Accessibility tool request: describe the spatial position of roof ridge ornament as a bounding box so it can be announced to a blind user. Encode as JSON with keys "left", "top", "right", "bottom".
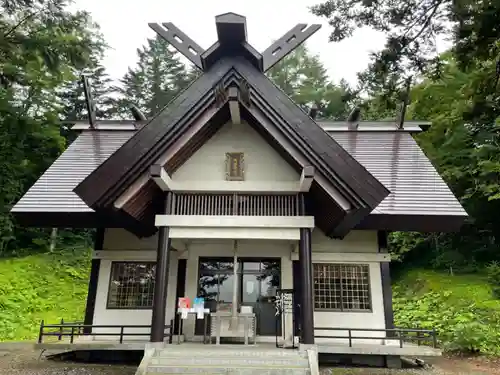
{"left": 346, "top": 107, "right": 361, "bottom": 130}
{"left": 81, "top": 74, "right": 97, "bottom": 130}
{"left": 396, "top": 76, "right": 412, "bottom": 130}
{"left": 262, "top": 24, "right": 321, "bottom": 72}
{"left": 148, "top": 22, "right": 204, "bottom": 70}
{"left": 149, "top": 13, "right": 321, "bottom": 73}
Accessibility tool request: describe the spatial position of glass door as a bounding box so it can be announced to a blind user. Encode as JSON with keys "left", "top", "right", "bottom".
{"left": 196, "top": 258, "right": 281, "bottom": 336}
{"left": 241, "top": 260, "right": 280, "bottom": 336}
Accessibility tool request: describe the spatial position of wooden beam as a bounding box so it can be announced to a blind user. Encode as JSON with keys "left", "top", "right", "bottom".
{"left": 299, "top": 166, "right": 315, "bottom": 192}
{"left": 215, "top": 12, "right": 247, "bottom": 45}
{"left": 228, "top": 86, "right": 241, "bottom": 124}
{"left": 130, "top": 104, "right": 147, "bottom": 121}
{"left": 81, "top": 75, "right": 97, "bottom": 129}
{"left": 150, "top": 193, "right": 173, "bottom": 342}
{"left": 346, "top": 107, "right": 361, "bottom": 130}
{"left": 309, "top": 104, "right": 318, "bottom": 120}
{"left": 262, "top": 24, "right": 321, "bottom": 72}
{"left": 298, "top": 194, "right": 315, "bottom": 344}
{"left": 149, "top": 22, "right": 203, "bottom": 70}
{"left": 150, "top": 164, "right": 172, "bottom": 191}
{"left": 200, "top": 41, "right": 263, "bottom": 72}
{"left": 396, "top": 76, "right": 412, "bottom": 130}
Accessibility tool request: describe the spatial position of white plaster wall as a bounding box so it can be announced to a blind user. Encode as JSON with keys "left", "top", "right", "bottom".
{"left": 92, "top": 230, "right": 177, "bottom": 341}
{"left": 311, "top": 229, "right": 386, "bottom": 345}
{"left": 171, "top": 121, "right": 299, "bottom": 185}
{"left": 92, "top": 228, "right": 386, "bottom": 344}
{"left": 312, "top": 229, "right": 378, "bottom": 253}
{"left": 313, "top": 262, "right": 385, "bottom": 344}
{"left": 103, "top": 228, "right": 158, "bottom": 250}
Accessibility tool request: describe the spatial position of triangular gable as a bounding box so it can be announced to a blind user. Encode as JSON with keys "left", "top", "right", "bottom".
{"left": 74, "top": 14, "right": 390, "bottom": 237}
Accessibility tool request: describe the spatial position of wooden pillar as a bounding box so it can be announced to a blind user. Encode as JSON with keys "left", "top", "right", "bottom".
{"left": 299, "top": 194, "right": 315, "bottom": 344}
{"left": 378, "top": 231, "right": 395, "bottom": 336}
{"left": 83, "top": 228, "right": 105, "bottom": 334}
{"left": 150, "top": 193, "right": 173, "bottom": 343}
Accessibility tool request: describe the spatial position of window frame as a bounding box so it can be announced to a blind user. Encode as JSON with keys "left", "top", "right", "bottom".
{"left": 312, "top": 262, "right": 373, "bottom": 313}
{"left": 106, "top": 261, "right": 156, "bottom": 310}
{"left": 225, "top": 152, "right": 245, "bottom": 181}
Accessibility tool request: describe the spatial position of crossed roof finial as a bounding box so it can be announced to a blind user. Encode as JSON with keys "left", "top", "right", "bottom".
{"left": 149, "top": 12, "right": 321, "bottom": 72}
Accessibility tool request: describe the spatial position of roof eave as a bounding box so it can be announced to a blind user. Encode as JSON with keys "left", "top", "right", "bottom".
{"left": 73, "top": 59, "right": 236, "bottom": 211}
{"left": 356, "top": 213, "right": 468, "bottom": 232}
{"left": 231, "top": 59, "right": 390, "bottom": 229}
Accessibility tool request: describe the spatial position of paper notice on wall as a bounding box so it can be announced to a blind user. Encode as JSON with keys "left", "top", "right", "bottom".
{"left": 246, "top": 281, "right": 254, "bottom": 294}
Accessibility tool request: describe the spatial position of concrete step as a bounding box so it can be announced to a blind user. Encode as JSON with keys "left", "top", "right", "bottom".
{"left": 150, "top": 357, "right": 309, "bottom": 367}
{"left": 155, "top": 348, "right": 306, "bottom": 358}
{"left": 139, "top": 346, "right": 311, "bottom": 375}
{"left": 145, "top": 366, "right": 310, "bottom": 374}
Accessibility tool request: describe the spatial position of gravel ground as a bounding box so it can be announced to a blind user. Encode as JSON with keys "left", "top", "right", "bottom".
{"left": 0, "top": 349, "right": 136, "bottom": 375}
{"left": 1, "top": 348, "right": 498, "bottom": 375}
{"left": 320, "top": 355, "right": 500, "bottom": 375}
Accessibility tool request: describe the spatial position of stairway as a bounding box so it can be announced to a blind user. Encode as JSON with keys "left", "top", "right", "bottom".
{"left": 137, "top": 344, "right": 311, "bottom": 374}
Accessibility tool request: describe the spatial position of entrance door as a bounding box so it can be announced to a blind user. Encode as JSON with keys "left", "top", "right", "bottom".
{"left": 195, "top": 258, "right": 281, "bottom": 336}
{"left": 241, "top": 260, "right": 280, "bottom": 336}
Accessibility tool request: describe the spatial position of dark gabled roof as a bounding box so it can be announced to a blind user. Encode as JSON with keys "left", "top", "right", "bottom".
{"left": 12, "top": 13, "right": 466, "bottom": 236}
{"left": 13, "top": 131, "right": 131, "bottom": 214}
{"left": 72, "top": 57, "right": 389, "bottom": 237}
{"left": 74, "top": 58, "right": 234, "bottom": 208}
{"left": 330, "top": 131, "right": 467, "bottom": 231}
{"left": 232, "top": 58, "right": 389, "bottom": 210}
{"left": 11, "top": 122, "right": 467, "bottom": 233}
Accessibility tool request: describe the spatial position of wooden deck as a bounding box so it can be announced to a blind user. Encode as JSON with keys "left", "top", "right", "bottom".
{"left": 32, "top": 336, "right": 441, "bottom": 357}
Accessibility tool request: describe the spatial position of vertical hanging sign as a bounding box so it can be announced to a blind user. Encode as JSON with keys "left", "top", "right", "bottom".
{"left": 275, "top": 289, "right": 293, "bottom": 316}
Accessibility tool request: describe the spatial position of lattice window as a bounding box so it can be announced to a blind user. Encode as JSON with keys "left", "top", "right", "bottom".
{"left": 107, "top": 262, "right": 156, "bottom": 309}
{"left": 313, "top": 263, "right": 371, "bottom": 311}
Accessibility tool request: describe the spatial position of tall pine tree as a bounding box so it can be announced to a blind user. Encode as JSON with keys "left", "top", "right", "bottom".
{"left": 117, "top": 35, "right": 196, "bottom": 118}
{"left": 267, "top": 44, "right": 358, "bottom": 119}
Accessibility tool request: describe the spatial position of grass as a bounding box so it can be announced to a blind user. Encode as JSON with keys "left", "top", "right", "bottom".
{"left": 394, "top": 269, "right": 500, "bottom": 310}
{"left": 0, "top": 248, "right": 91, "bottom": 341}
{"left": 393, "top": 269, "right": 500, "bottom": 355}
{"left": 1, "top": 248, "right": 500, "bottom": 356}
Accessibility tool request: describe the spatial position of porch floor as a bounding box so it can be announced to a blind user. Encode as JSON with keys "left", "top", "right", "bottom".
{"left": 34, "top": 337, "right": 441, "bottom": 357}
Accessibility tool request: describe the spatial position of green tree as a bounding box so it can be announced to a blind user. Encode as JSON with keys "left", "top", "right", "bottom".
{"left": 310, "top": 0, "right": 500, "bottom": 92}
{"left": 385, "top": 55, "right": 500, "bottom": 271}
{"left": 0, "top": 0, "right": 107, "bottom": 255}
{"left": 117, "top": 35, "right": 196, "bottom": 118}
{"left": 267, "top": 44, "right": 358, "bottom": 119}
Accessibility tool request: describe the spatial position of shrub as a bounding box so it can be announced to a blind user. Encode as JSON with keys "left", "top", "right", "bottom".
{"left": 393, "top": 271, "right": 500, "bottom": 355}
{"left": 486, "top": 261, "right": 500, "bottom": 298}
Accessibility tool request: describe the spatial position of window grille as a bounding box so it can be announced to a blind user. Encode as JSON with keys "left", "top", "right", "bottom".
{"left": 107, "top": 262, "right": 156, "bottom": 309}
{"left": 313, "top": 263, "right": 371, "bottom": 311}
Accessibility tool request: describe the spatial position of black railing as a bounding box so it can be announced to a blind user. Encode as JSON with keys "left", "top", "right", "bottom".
{"left": 38, "top": 319, "right": 174, "bottom": 344}
{"left": 314, "top": 327, "right": 438, "bottom": 348}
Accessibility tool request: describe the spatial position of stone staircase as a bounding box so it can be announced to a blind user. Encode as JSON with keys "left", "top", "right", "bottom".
{"left": 136, "top": 344, "right": 311, "bottom": 374}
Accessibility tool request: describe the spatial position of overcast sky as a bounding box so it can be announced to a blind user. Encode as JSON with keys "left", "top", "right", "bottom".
{"left": 71, "top": 0, "right": 388, "bottom": 85}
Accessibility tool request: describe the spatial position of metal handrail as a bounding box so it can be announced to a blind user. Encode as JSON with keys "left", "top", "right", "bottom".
{"left": 314, "top": 327, "right": 438, "bottom": 348}
{"left": 38, "top": 320, "right": 174, "bottom": 344}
